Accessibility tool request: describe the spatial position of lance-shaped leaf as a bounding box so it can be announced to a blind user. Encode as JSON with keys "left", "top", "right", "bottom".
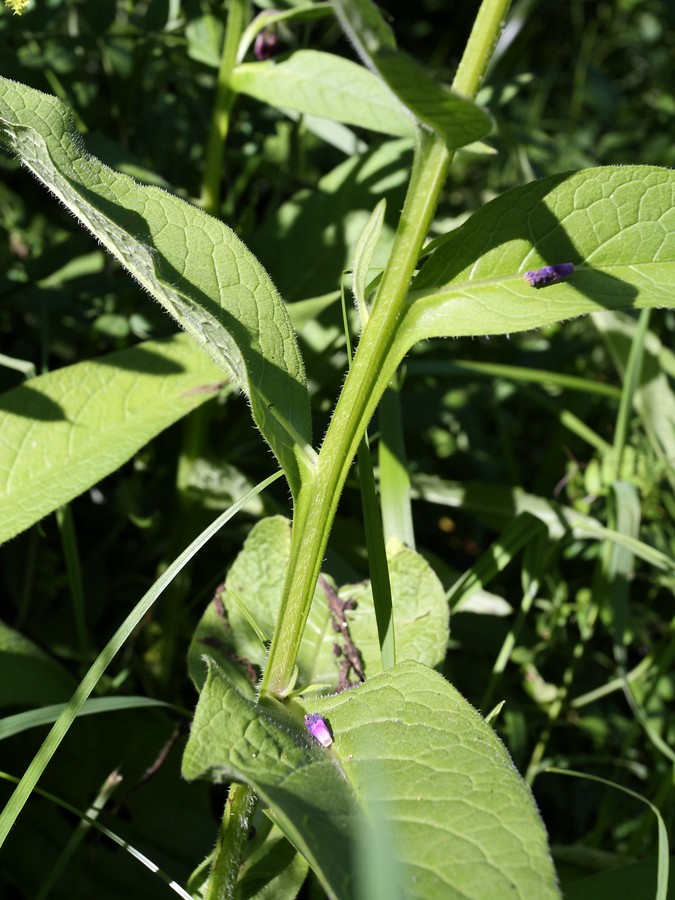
{"left": 183, "top": 658, "right": 560, "bottom": 900}
{"left": 231, "top": 51, "right": 416, "bottom": 139}
{"left": 0, "top": 334, "right": 224, "bottom": 544}
{"left": 400, "top": 166, "right": 675, "bottom": 346}
{"left": 0, "top": 77, "right": 313, "bottom": 497}
{"left": 332, "top": 0, "right": 491, "bottom": 149}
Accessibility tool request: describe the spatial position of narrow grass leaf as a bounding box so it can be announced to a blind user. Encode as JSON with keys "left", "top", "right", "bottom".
{"left": 0, "top": 696, "right": 176, "bottom": 741}
{"left": 546, "top": 769, "right": 669, "bottom": 900}
{"left": 410, "top": 472, "right": 603, "bottom": 540}
{"left": 0, "top": 471, "right": 282, "bottom": 847}
{"left": 355, "top": 438, "right": 396, "bottom": 670}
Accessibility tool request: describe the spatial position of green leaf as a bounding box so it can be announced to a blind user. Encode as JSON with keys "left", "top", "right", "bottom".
{"left": 373, "top": 49, "right": 493, "bottom": 149}
{"left": 410, "top": 473, "right": 603, "bottom": 541}
{"left": 0, "top": 76, "right": 313, "bottom": 497}
{"left": 231, "top": 51, "right": 416, "bottom": 139}
{"left": 403, "top": 166, "right": 675, "bottom": 344}
{"left": 0, "top": 621, "right": 76, "bottom": 707}
{"left": 185, "top": 13, "right": 224, "bottom": 68}
{"left": 189, "top": 517, "right": 448, "bottom": 691}
{"left": 0, "top": 334, "right": 224, "bottom": 544}
{"left": 0, "top": 696, "right": 173, "bottom": 741}
{"left": 593, "top": 311, "right": 675, "bottom": 483}
{"left": 321, "top": 537, "right": 448, "bottom": 679}
{"left": 237, "top": 815, "right": 310, "bottom": 900}
{"left": 352, "top": 197, "right": 386, "bottom": 321}
{"left": 182, "top": 658, "right": 560, "bottom": 900}
{"left": 331, "top": 0, "right": 491, "bottom": 149}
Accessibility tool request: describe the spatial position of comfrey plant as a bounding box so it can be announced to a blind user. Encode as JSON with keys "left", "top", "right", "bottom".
{"left": 1, "top": 0, "right": 674, "bottom": 897}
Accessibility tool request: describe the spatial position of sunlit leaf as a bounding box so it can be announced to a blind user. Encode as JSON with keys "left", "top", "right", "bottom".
{"left": 0, "top": 334, "right": 224, "bottom": 543}
{"left": 0, "top": 77, "right": 313, "bottom": 497}
{"left": 183, "top": 658, "right": 560, "bottom": 900}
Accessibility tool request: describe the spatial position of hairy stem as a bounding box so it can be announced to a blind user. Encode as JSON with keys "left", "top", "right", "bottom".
{"left": 206, "top": 784, "right": 256, "bottom": 900}
{"left": 261, "top": 0, "right": 511, "bottom": 699}
{"left": 202, "top": 0, "right": 248, "bottom": 215}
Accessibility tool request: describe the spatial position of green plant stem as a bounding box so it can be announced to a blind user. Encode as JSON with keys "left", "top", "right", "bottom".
{"left": 55, "top": 505, "right": 89, "bottom": 660}
{"left": 261, "top": 132, "right": 451, "bottom": 697}
{"left": 453, "top": 0, "right": 511, "bottom": 98}
{"left": 342, "top": 278, "right": 396, "bottom": 670}
{"left": 357, "top": 437, "right": 396, "bottom": 669}
{"left": 610, "top": 307, "right": 650, "bottom": 481}
{"left": 202, "top": 0, "right": 248, "bottom": 215}
{"left": 379, "top": 381, "right": 416, "bottom": 549}
{"left": 206, "top": 784, "right": 256, "bottom": 900}
{"left": 260, "top": 0, "right": 511, "bottom": 699}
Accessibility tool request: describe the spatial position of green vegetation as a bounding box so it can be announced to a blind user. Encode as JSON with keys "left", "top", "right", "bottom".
{"left": 1, "top": 1, "right": 674, "bottom": 897}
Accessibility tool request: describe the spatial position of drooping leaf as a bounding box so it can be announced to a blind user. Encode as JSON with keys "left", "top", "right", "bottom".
{"left": 332, "top": 0, "right": 491, "bottom": 149}
{"left": 0, "top": 77, "right": 313, "bottom": 497}
{"left": 0, "top": 696, "right": 173, "bottom": 741}
{"left": 0, "top": 334, "right": 224, "bottom": 544}
{"left": 402, "top": 166, "right": 675, "bottom": 345}
{"left": 182, "top": 658, "right": 560, "bottom": 900}
{"left": 231, "top": 51, "right": 416, "bottom": 139}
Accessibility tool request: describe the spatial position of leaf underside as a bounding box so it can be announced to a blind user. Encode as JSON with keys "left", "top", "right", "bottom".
{"left": 183, "top": 658, "right": 560, "bottom": 900}
{"left": 0, "top": 76, "right": 312, "bottom": 497}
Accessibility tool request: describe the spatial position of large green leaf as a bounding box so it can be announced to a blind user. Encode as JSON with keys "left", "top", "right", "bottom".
{"left": 182, "top": 658, "right": 560, "bottom": 900}
{"left": 403, "top": 166, "right": 675, "bottom": 344}
{"left": 331, "top": 0, "right": 491, "bottom": 149}
{"left": 231, "top": 50, "right": 416, "bottom": 139}
{"left": 0, "top": 334, "right": 223, "bottom": 544}
{"left": 0, "top": 77, "right": 313, "bottom": 497}
{"left": 187, "top": 516, "right": 448, "bottom": 692}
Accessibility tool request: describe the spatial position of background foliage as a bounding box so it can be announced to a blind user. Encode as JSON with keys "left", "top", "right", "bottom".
{"left": 1, "top": 0, "right": 674, "bottom": 897}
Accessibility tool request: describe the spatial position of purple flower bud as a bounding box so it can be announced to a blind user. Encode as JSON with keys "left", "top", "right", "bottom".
{"left": 304, "top": 713, "right": 333, "bottom": 747}
{"left": 523, "top": 263, "right": 575, "bottom": 288}
{"left": 254, "top": 30, "right": 282, "bottom": 61}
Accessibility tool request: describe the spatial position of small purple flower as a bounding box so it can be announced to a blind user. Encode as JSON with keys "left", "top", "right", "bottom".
{"left": 254, "top": 29, "right": 282, "bottom": 61}
{"left": 523, "top": 263, "right": 575, "bottom": 288}
{"left": 305, "top": 713, "right": 333, "bottom": 748}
